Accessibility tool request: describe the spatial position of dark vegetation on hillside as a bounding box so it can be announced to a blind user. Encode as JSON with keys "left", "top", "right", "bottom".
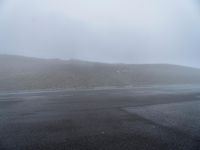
{"left": 1, "top": 55, "right": 200, "bottom": 91}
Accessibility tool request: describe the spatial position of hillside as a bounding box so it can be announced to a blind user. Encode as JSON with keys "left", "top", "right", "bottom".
{"left": 1, "top": 55, "right": 200, "bottom": 91}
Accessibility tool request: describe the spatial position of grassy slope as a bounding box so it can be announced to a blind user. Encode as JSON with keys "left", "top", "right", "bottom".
{"left": 1, "top": 55, "right": 200, "bottom": 91}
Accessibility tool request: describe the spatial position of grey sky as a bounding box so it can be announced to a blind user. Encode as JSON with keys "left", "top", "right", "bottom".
{"left": 0, "top": 0, "right": 200, "bottom": 67}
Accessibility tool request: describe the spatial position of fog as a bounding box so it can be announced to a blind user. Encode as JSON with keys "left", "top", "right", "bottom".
{"left": 0, "top": 0, "right": 200, "bottom": 67}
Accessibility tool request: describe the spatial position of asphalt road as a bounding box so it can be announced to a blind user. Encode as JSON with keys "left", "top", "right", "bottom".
{"left": 0, "top": 86, "right": 200, "bottom": 150}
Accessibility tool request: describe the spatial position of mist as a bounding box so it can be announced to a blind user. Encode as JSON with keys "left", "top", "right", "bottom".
{"left": 2, "top": 1, "right": 200, "bottom": 149}
{"left": 1, "top": 0, "right": 200, "bottom": 67}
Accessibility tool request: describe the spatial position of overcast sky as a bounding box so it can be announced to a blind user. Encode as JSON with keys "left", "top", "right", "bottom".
{"left": 0, "top": 0, "right": 200, "bottom": 67}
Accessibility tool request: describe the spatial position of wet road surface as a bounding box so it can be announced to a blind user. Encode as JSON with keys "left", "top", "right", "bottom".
{"left": 0, "top": 86, "right": 200, "bottom": 150}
